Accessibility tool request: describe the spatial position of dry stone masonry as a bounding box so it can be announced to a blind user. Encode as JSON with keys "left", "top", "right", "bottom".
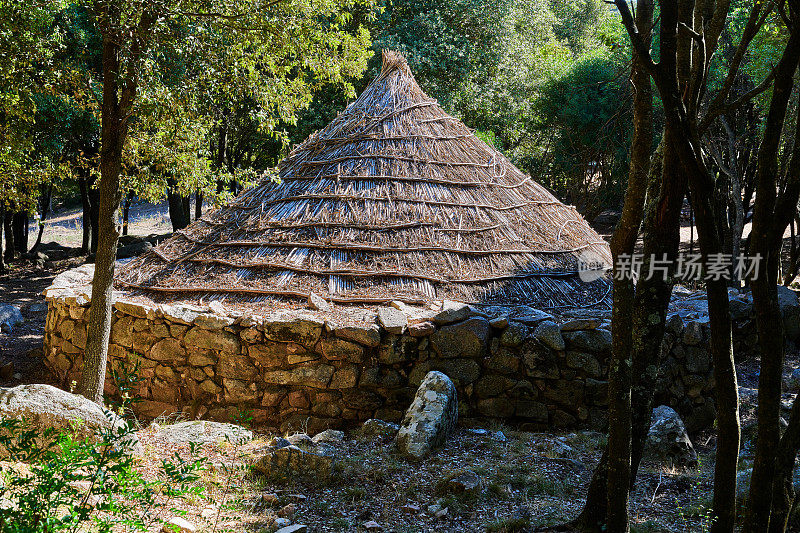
{"left": 42, "top": 265, "right": 800, "bottom": 434}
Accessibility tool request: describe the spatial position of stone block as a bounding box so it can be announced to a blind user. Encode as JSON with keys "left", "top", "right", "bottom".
{"left": 565, "top": 351, "right": 602, "bottom": 378}
{"left": 474, "top": 375, "right": 516, "bottom": 398}
{"left": 149, "top": 338, "right": 185, "bottom": 362}
{"left": 542, "top": 380, "right": 584, "bottom": 406}
{"left": 499, "top": 322, "right": 527, "bottom": 347}
{"left": 432, "top": 300, "right": 471, "bottom": 325}
{"left": 378, "top": 334, "right": 418, "bottom": 364}
{"left": 187, "top": 350, "right": 216, "bottom": 366}
{"left": 477, "top": 397, "right": 514, "bottom": 418}
{"left": 430, "top": 317, "right": 489, "bottom": 359}
{"left": 377, "top": 307, "right": 407, "bottom": 334}
{"left": 317, "top": 337, "right": 364, "bottom": 362}
{"left": 217, "top": 353, "right": 258, "bottom": 380}
{"left": 515, "top": 400, "right": 548, "bottom": 421}
{"left": 223, "top": 378, "right": 260, "bottom": 403}
{"left": 184, "top": 326, "right": 240, "bottom": 353}
{"left": 332, "top": 324, "right": 381, "bottom": 347}
{"left": 262, "top": 312, "right": 324, "bottom": 346}
{"left": 330, "top": 365, "right": 360, "bottom": 389}
{"left": 263, "top": 365, "right": 334, "bottom": 388}
{"left": 562, "top": 328, "right": 611, "bottom": 354}
{"left": 521, "top": 340, "right": 560, "bottom": 379}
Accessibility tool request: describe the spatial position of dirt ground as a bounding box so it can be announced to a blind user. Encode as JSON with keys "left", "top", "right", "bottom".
{"left": 0, "top": 198, "right": 176, "bottom": 386}
{"left": 130, "top": 421, "right": 716, "bottom": 533}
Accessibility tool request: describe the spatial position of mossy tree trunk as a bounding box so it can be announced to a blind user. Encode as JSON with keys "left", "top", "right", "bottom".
{"left": 78, "top": 6, "right": 153, "bottom": 403}
{"left": 604, "top": 2, "right": 654, "bottom": 529}
{"left": 744, "top": 24, "right": 800, "bottom": 532}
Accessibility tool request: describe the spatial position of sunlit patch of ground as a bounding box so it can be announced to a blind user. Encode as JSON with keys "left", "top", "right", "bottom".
{"left": 131, "top": 422, "right": 714, "bottom": 533}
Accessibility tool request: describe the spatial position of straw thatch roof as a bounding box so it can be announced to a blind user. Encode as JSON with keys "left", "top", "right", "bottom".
{"left": 116, "top": 51, "right": 612, "bottom": 309}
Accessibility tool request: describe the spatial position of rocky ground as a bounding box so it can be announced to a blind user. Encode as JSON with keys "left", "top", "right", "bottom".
{"left": 123, "top": 418, "right": 717, "bottom": 533}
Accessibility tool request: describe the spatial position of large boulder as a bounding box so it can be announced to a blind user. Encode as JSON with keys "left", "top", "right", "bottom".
{"left": 154, "top": 420, "right": 253, "bottom": 445}
{"left": 644, "top": 405, "right": 697, "bottom": 466}
{"left": 396, "top": 371, "right": 458, "bottom": 460}
{"left": 116, "top": 239, "right": 153, "bottom": 259}
{"left": 252, "top": 441, "right": 335, "bottom": 479}
{"left": 0, "top": 384, "right": 139, "bottom": 456}
{"left": 0, "top": 304, "right": 23, "bottom": 333}
{"left": 778, "top": 285, "right": 800, "bottom": 341}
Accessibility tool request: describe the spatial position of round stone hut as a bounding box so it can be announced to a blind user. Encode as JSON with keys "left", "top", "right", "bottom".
{"left": 43, "top": 51, "right": 649, "bottom": 433}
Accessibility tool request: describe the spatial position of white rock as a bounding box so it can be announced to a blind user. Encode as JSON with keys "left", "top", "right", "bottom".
{"left": 432, "top": 300, "right": 471, "bottom": 325}
{"left": 645, "top": 405, "right": 697, "bottom": 466}
{"left": 271, "top": 517, "right": 291, "bottom": 529}
{"left": 396, "top": 371, "right": 458, "bottom": 460}
{"left": 307, "top": 292, "right": 331, "bottom": 312}
{"left": 0, "top": 384, "right": 139, "bottom": 456}
{"left": 377, "top": 307, "right": 407, "bottom": 334}
{"left": 358, "top": 419, "right": 399, "bottom": 439}
{"left": 0, "top": 304, "right": 23, "bottom": 333}
{"left": 275, "top": 525, "right": 306, "bottom": 533}
{"left": 155, "top": 420, "right": 253, "bottom": 446}
{"left": 200, "top": 505, "right": 218, "bottom": 518}
{"left": 312, "top": 429, "right": 344, "bottom": 444}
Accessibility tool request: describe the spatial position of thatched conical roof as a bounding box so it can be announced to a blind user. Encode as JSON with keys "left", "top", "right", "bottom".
{"left": 116, "top": 51, "right": 612, "bottom": 309}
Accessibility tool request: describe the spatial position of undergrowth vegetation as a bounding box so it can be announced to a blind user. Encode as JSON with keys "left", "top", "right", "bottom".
{"left": 0, "top": 414, "right": 206, "bottom": 532}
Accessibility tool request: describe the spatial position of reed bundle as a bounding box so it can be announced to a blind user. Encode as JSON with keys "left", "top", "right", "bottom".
{"left": 116, "top": 51, "right": 612, "bottom": 309}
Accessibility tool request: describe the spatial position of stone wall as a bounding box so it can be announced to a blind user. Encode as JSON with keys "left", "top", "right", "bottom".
{"left": 42, "top": 265, "right": 799, "bottom": 434}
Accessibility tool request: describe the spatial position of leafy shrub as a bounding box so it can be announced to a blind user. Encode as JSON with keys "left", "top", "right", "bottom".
{"left": 0, "top": 412, "right": 206, "bottom": 532}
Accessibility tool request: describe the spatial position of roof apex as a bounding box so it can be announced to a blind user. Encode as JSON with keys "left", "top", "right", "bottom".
{"left": 379, "top": 49, "right": 412, "bottom": 78}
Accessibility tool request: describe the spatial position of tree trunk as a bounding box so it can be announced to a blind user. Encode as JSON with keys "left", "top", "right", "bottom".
{"left": 30, "top": 184, "right": 53, "bottom": 254}
{"left": 0, "top": 205, "right": 5, "bottom": 272}
{"left": 627, "top": 136, "right": 684, "bottom": 481}
{"left": 122, "top": 191, "right": 132, "bottom": 236}
{"left": 575, "top": 140, "right": 680, "bottom": 532}
{"left": 685, "top": 154, "right": 740, "bottom": 533}
{"left": 604, "top": 7, "right": 654, "bottom": 527}
{"left": 770, "top": 397, "right": 800, "bottom": 533}
{"left": 181, "top": 195, "right": 190, "bottom": 226}
{"left": 78, "top": 27, "right": 131, "bottom": 403}
{"left": 79, "top": 176, "right": 92, "bottom": 254}
{"left": 214, "top": 121, "right": 228, "bottom": 198}
{"left": 167, "top": 178, "right": 190, "bottom": 231}
{"left": 12, "top": 211, "right": 27, "bottom": 254}
{"left": 88, "top": 182, "right": 100, "bottom": 254}
{"left": 3, "top": 209, "right": 15, "bottom": 263}
{"left": 707, "top": 283, "right": 740, "bottom": 533}
{"left": 194, "top": 190, "right": 202, "bottom": 220}
{"left": 744, "top": 27, "right": 800, "bottom": 532}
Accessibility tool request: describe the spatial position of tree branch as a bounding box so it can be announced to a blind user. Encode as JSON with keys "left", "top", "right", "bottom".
{"left": 701, "top": 0, "right": 775, "bottom": 130}
{"left": 701, "top": 66, "right": 777, "bottom": 133}
{"left": 611, "top": 0, "right": 658, "bottom": 78}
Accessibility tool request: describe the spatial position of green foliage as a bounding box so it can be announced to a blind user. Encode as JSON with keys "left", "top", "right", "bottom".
{"left": 0, "top": 415, "right": 206, "bottom": 532}
{"left": 0, "top": 0, "right": 64, "bottom": 210}
{"left": 451, "top": 0, "right": 629, "bottom": 214}
{"left": 707, "top": 0, "right": 789, "bottom": 109}
{"left": 371, "top": 0, "right": 510, "bottom": 107}
{"left": 3, "top": 0, "right": 376, "bottom": 218}
{"left": 106, "top": 356, "right": 145, "bottom": 415}
{"left": 534, "top": 51, "right": 631, "bottom": 215}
